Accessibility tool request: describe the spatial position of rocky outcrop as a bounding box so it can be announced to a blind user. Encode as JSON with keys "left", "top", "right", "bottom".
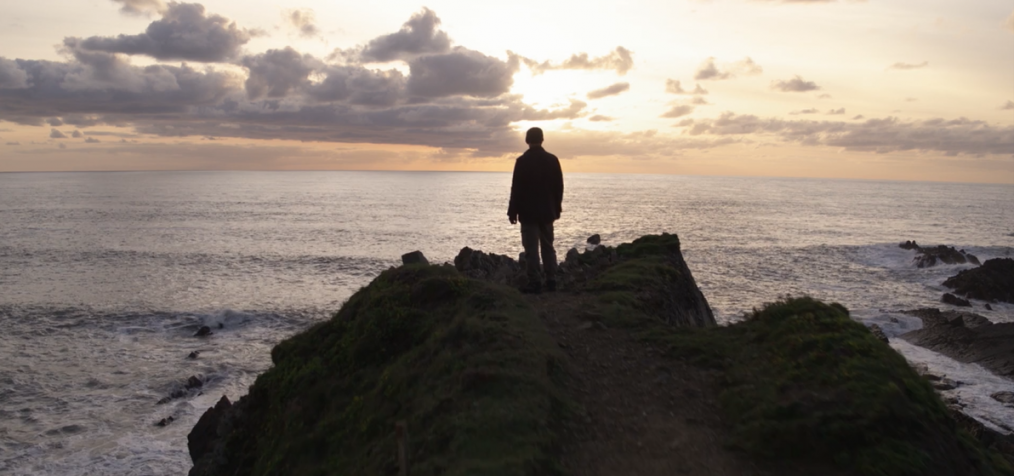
{"left": 900, "top": 308, "right": 1014, "bottom": 378}
{"left": 898, "top": 241, "right": 980, "bottom": 268}
{"left": 868, "top": 323, "right": 889, "bottom": 343}
{"left": 453, "top": 246, "right": 524, "bottom": 285}
{"left": 943, "top": 258, "right": 1014, "bottom": 304}
{"left": 194, "top": 326, "right": 212, "bottom": 337}
{"left": 586, "top": 234, "right": 601, "bottom": 245}
{"left": 941, "top": 293, "right": 972, "bottom": 307}
{"left": 401, "top": 250, "right": 428, "bottom": 265}
{"left": 188, "top": 396, "right": 236, "bottom": 475}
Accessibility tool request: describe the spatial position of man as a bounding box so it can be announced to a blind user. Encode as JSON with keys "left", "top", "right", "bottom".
{"left": 508, "top": 127, "right": 564, "bottom": 294}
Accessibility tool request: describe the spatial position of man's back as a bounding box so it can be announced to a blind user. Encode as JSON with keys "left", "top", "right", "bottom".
{"left": 508, "top": 146, "right": 563, "bottom": 224}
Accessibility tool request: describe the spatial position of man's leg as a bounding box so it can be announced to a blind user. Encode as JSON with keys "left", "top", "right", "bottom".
{"left": 539, "top": 221, "right": 557, "bottom": 288}
{"left": 520, "top": 222, "right": 542, "bottom": 289}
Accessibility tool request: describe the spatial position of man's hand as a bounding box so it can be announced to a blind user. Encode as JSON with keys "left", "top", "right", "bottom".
{"left": 509, "top": 213, "right": 518, "bottom": 225}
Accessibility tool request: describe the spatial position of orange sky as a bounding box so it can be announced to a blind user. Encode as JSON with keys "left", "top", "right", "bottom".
{"left": 1, "top": 0, "right": 1012, "bottom": 183}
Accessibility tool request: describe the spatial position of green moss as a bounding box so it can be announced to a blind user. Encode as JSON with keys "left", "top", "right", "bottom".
{"left": 221, "top": 264, "right": 570, "bottom": 476}
{"left": 652, "top": 297, "right": 1012, "bottom": 476}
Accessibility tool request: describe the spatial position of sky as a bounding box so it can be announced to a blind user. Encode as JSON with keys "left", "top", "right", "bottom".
{"left": 0, "top": 0, "right": 1012, "bottom": 182}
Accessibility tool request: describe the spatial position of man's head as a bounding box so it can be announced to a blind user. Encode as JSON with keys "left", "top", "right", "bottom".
{"left": 525, "top": 127, "right": 544, "bottom": 146}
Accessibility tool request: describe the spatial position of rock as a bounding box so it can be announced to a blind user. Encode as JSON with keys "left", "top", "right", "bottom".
{"left": 194, "top": 326, "right": 212, "bottom": 337}
{"left": 156, "top": 416, "right": 175, "bottom": 427}
{"left": 188, "top": 351, "right": 201, "bottom": 359}
{"left": 899, "top": 240, "right": 920, "bottom": 250}
{"left": 587, "top": 234, "right": 601, "bottom": 245}
{"left": 217, "top": 322, "right": 224, "bottom": 329}
{"left": 992, "top": 392, "right": 1014, "bottom": 405}
{"left": 188, "top": 396, "right": 232, "bottom": 465}
{"left": 401, "top": 251, "right": 428, "bottom": 266}
{"left": 943, "top": 258, "right": 1014, "bottom": 304}
{"left": 942, "top": 293, "right": 972, "bottom": 307}
{"left": 564, "top": 248, "right": 580, "bottom": 266}
{"left": 932, "top": 378, "right": 960, "bottom": 391}
{"left": 867, "top": 323, "right": 889, "bottom": 343}
{"left": 985, "top": 303, "right": 993, "bottom": 311}
{"left": 186, "top": 375, "right": 204, "bottom": 390}
{"left": 454, "top": 247, "right": 524, "bottom": 286}
{"left": 900, "top": 308, "right": 1014, "bottom": 379}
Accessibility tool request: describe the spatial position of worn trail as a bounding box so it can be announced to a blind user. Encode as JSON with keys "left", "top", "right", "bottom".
{"left": 527, "top": 291, "right": 765, "bottom": 476}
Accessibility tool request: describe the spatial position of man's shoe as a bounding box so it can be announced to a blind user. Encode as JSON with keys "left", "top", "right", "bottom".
{"left": 545, "top": 280, "right": 557, "bottom": 292}
{"left": 520, "top": 281, "right": 542, "bottom": 294}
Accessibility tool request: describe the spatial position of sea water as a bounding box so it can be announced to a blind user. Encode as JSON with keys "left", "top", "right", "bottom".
{"left": 1, "top": 171, "right": 1012, "bottom": 474}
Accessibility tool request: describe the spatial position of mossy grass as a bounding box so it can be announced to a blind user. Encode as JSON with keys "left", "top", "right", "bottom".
{"left": 220, "top": 264, "right": 570, "bottom": 476}
{"left": 633, "top": 297, "right": 1011, "bottom": 476}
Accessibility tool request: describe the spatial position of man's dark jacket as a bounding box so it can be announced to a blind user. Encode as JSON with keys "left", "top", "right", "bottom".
{"left": 507, "top": 146, "right": 563, "bottom": 224}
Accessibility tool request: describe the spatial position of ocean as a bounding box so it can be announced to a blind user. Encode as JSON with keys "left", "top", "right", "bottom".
{"left": 1, "top": 171, "right": 1012, "bottom": 475}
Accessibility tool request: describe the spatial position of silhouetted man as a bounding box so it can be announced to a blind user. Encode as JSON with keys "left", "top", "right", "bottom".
{"left": 508, "top": 127, "right": 563, "bottom": 294}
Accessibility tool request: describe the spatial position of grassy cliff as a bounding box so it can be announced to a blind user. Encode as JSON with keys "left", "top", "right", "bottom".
{"left": 191, "top": 264, "right": 569, "bottom": 476}
{"left": 189, "top": 234, "right": 1013, "bottom": 476}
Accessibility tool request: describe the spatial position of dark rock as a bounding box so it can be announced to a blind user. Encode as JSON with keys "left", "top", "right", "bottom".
{"left": 985, "top": 303, "right": 993, "bottom": 311}
{"left": 949, "top": 406, "right": 1014, "bottom": 464}
{"left": 899, "top": 240, "right": 920, "bottom": 250}
{"left": 194, "top": 326, "right": 212, "bottom": 337}
{"left": 992, "top": 392, "right": 1014, "bottom": 405}
{"left": 188, "top": 351, "right": 201, "bottom": 359}
{"left": 156, "top": 416, "right": 175, "bottom": 427}
{"left": 587, "top": 234, "right": 601, "bottom": 245}
{"left": 932, "top": 378, "right": 960, "bottom": 391}
{"left": 564, "top": 248, "right": 580, "bottom": 266}
{"left": 900, "top": 308, "right": 1014, "bottom": 379}
{"left": 401, "top": 251, "right": 429, "bottom": 266}
{"left": 943, "top": 258, "right": 1014, "bottom": 304}
{"left": 454, "top": 247, "right": 524, "bottom": 286}
{"left": 188, "top": 396, "right": 232, "bottom": 465}
{"left": 867, "top": 323, "right": 889, "bottom": 343}
{"left": 186, "top": 376, "right": 204, "bottom": 390}
{"left": 942, "top": 293, "right": 972, "bottom": 307}
{"left": 217, "top": 322, "right": 224, "bottom": 329}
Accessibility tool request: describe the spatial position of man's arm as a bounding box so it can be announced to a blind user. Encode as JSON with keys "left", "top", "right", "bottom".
{"left": 507, "top": 158, "right": 520, "bottom": 224}
{"left": 553, "top": 155, "right": 564, "bottom": 219}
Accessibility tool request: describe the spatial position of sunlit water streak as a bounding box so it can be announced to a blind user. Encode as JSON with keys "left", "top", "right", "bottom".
{"left": 0, "top": 171, "right": 1012, "bottom": 474}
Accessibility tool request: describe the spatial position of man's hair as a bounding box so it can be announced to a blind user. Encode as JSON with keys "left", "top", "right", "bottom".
{"left": 525, "top": 127, "right": 544, "bottom": 144}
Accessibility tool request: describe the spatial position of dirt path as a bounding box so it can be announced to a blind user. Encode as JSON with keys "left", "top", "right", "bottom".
{"left": 527, "top": 291, "right": 768, "bottom": 476}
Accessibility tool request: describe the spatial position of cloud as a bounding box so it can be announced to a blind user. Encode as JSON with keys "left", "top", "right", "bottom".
{"left": 771, "top": 75, "right": 820, "bottom": 92}
{"left": 586, "top": 82, "right": 630, "bottom": 99}
{"left": 85, "top": 137, "right": 100, "bottom": 143}
{"left": 360, "top": 8, "right": 451, "bottom": 62}
{"left": 694, "top": 57, "right": 763, "bottom": 80}
{"left": 852, "top": 115, "right": 864, "bottom": 120}
{"left": 0, "top": 58, "right": 29, "bottom": 89}
{"left": 407, "top": 48, "right": 518, "bottom": 98}
{"left": 72, "top": 130, "right": 84, "bottom": 138}
{"left": 588, "top": 115, "right": 614, "bottom": 122}
{"left": 790, "top": 108, "right": 819, "bottom": 115}
{"left": 666, "top": 80, "right": 708, "bottom": 95}
{"left": 661, "top": 105, "right": 695, "bottom": 118}
{"left": 817, "top": 93, "right": 832, "bottom": 99}
{"left": 665, "top": 79, "right": 686, "bottom": 94}
{"left": 50, "top": 128, "right": 67, "bottom": 138}
{"left": 305, "top": 65, "right": 405, "bottom": 106}
{"left": 686, "top": 112, "right": 1014, "bottom": 156}
{"left": 68, "top": 2, "right": 253, "bottom": 62}
{"left": 889, "top": 61, "right": 928, "bottom": 70}
{"left": 1000, "top": 100, "right": 1013, "bottom": 110}
{"left": 110, "top": 0, "right": 166, "bottom": 16}
{"left": 47, "top": 118, "right": 63, "bottom": 126}
{"left": 241, "top": 47, "right": 320, "bottom": 99}
{"left": 517, "top": 46, "right": 634, "bottom": 75}
{"left": 690, "top": 96, "right": 709, "bottom": 105}
{"left": 827, "top": 108, "right": 845, "bottom": 115}
{"left": 285, "top": 9, "right": 319, "bottom": 38}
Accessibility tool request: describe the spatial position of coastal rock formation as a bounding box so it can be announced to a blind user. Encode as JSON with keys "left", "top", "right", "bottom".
{"left": 188, "top": 396, "right": 233, "bottom": 471}
{"left": 587, "top": 234, "right": 601, "bottom": 245}
{"left": 400, "top": 250, "right": 428, "bottom": 265}
{"left": 453, "top": 246, "right": 524, "bottom": 285}
{"left": 943, "top": 258, "right": 1014, "bottom": 304}
{"left": 868, "top": 323, "right": 889, "bottom": 343}
{"left": 900, "top": 308, "right": 1014, "bottom": 378}
{"left": 942, "top": 293, "right": 972, "bottom": 307}
{"left": 899, "top": 241, "right": 981, "bottom": 268}
{"left": 194, "top": 326, "right": 212, "bottom": 337}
